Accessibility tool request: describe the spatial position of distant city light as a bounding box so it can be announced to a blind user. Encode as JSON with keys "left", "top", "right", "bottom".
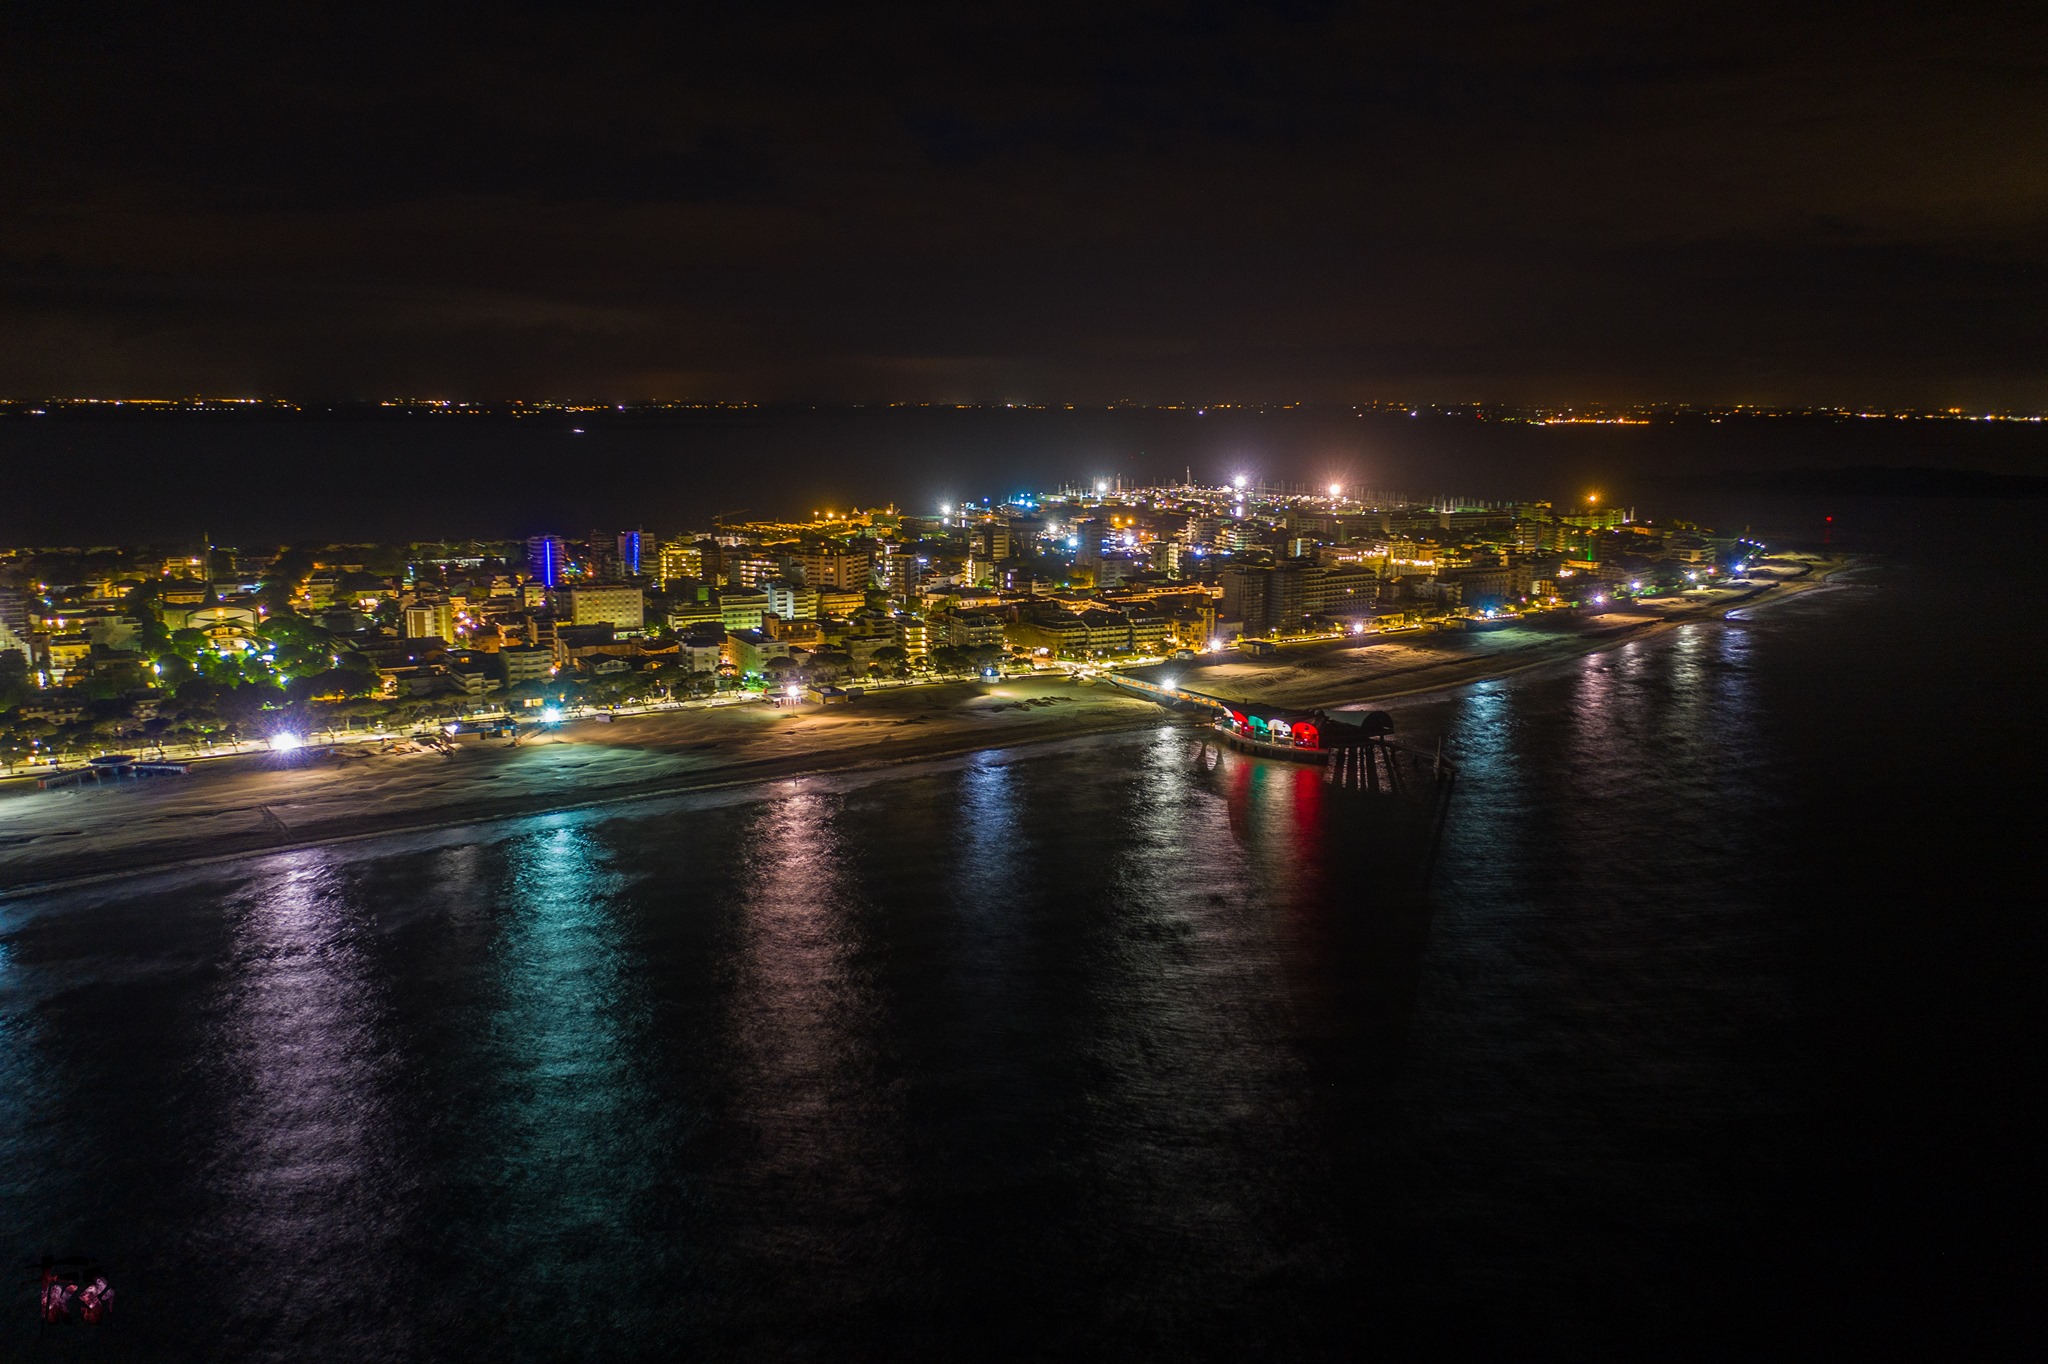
{"left": 1329, "top": 483, "right": 1343, "bottom": 497}
{"left": 1233, "top": 474, "right": 1249, "bottom": 490}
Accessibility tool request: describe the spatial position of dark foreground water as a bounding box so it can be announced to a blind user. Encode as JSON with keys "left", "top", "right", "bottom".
{"left": 4, "top": 508, "right": 2043, "bottom": 1360}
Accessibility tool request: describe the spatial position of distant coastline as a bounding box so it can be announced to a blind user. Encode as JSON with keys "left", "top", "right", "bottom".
{"left": 1667, "top": 465, "right": 2048, "bottom": 500}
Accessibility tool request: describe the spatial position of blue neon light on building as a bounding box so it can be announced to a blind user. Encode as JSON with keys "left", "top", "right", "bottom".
{"left": 527, "top": 535, "right": 564, "bottom": 588}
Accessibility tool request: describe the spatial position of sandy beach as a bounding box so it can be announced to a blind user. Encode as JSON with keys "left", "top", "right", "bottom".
{"left": 0, "top": 558, "right": 1849, "bottom": 895}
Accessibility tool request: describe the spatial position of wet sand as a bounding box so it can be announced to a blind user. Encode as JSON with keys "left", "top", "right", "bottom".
{"left": 0, "top": 558, "right": 1848, "bottom": 894}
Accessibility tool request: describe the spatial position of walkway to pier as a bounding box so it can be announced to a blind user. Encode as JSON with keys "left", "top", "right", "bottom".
{"left": 37, "top": 757, "right": 191, "bottom": 790}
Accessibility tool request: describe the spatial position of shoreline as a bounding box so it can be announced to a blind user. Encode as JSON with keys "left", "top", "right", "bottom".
{"left": 0, "top": 557, "right": 1855, "bottom": 899}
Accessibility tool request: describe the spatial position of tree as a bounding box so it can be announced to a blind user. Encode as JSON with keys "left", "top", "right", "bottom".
{"left": 0, "top": 650, "right": 30, "bottom": 713}
{"left": 122, "top": 582, "right": 172, "bottom": 656}
{"left": 169, "top": 627, "right": 209, "bottom": 662}
{"left": 806, "top": 650, "right": 853, "bottom": 682}
{"left": 873, "top": 644, "right": 907, "bottom": 667}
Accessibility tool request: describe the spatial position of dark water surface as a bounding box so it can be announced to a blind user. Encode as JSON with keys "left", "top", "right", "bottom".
{"left": 4, "top": 508, "right": 2042, "bottom": 1359}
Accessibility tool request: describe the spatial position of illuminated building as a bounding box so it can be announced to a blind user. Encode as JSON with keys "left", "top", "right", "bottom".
{"left": 1219, "top": 564, "right": 1306, "bottom": 637}
{"left": 616, "top": 529, "right": 645, "bottom": 577}
{"left": 724, "top": 551, "right": 782, "bottom": 588}
{"left": 719, "top": 589, "right": 770, "bottom": 631}
{"left": 970, "top": 518, "right": 1012, "bottom": 562}
{"left": 0, "top": 616, "right": 28, "bottom": 668}
{"left": 723, "top": 628, "right": 777, "bottom": 675}
{"left": 0, "top": 587, "right": 34, "bottom": 660}
{"left": 891, "top": 613, "right": 930, "bottom": 659}
{"left": 674, "top": 625, "right": 725, "bottom": 674}
{"left": 526, "top": 535, "right": 565, "bottom": 588}
{"left": 499, "top": 646, "right": 554, "bottom": 685}
{"left": 797, "top": 546, "right": 874, "bottom": 591}
{"left": 562, "top": 584, "right": 645, "bottom": 631}
{"left": 942, "top": 609, "right": 1007, "bottom": 649}
{"left": 764, "top": 580, "right": 820, "bottom": 621}
{"left": 655, "top": 539, "right": 703, "bottom": 587}
{"left": 403, "top": 600, "right": 455, "bottom": 641}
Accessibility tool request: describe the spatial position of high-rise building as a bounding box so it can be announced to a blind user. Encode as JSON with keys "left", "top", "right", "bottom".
{"left": 724, "top": 551, "right": 782, "bottom": 588}
{"left": 526, "top": 535, "right": 565, "bottom": 588}
{"left": 875, "top": 546, "right": 922, "bottom": 597}
{"left": 764, "top": 580, "right": 821, "bottom": 621}
{"left": 0, "top": 608, "right": 29, "bottom": 669}
{"left": 403, "top": 600, "right": 455, "bottom": 641}
{"left": 797, "top": 546, "right": 874, "bottom": 591}
{"left": 616, "top": 529, "right": 646, "bottom": 577}
{"left": 971, "top": 519, "right": 1012, "bottom": 562}
{"left": 655, "top": 539, "right": 703, "bottom": 587}
{"left": 0, "top": 586, "right": 30, "bottom": 645}
{"left": 1218, "top": 564, "right": 1309, "bottom": 637}
{"left": 892, "top": 613, "right": 930, "bottom": 660}
{"left": 562, "top": 584, "right": 645, "bottom": 631}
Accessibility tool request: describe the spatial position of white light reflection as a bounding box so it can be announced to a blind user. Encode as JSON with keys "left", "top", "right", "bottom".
{"left": 726, "top": 790, "right": 900, "bottom": 1282}
{"left": 202, "top": 852, "right": 413, "bottom": 1353}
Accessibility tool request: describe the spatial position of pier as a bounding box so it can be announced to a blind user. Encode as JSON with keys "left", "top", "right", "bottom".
{"left": 1104, "top": 670, "right": 1459, "bottom": 882}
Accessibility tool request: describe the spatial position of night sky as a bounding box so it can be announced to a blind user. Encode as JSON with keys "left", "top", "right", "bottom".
{"left": 5, "top": 2, "right": 2044, "bottom": 406}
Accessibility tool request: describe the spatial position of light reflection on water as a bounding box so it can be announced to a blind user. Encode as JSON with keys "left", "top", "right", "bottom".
{"left": 716, "top": 789, "right": 910, "bottom": 1333}
{"left": 453, "top": 822, "right": 668, "bottom": 1342}
{"left": 193, "top": 854, "right": 416, "bottom": 1356}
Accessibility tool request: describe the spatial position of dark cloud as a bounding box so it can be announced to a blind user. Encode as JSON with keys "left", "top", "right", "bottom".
{"left": 3, "top": 0, "right": 2043, "bottom": 404}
